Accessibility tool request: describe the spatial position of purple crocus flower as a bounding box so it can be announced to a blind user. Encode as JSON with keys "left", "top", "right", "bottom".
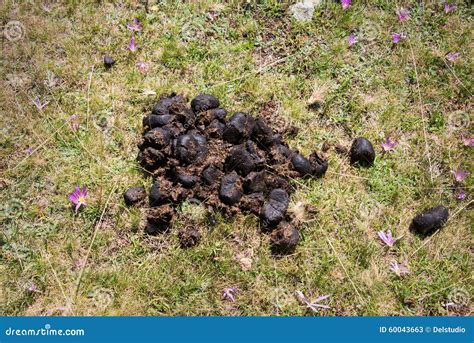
{"left": 26, "top": 146, "right": 33, "bottom": 155}
{"left": 377, "top": 230, "right": 401, "bottom": 247}
{"left": 295, "top": 290, "right": 331, "bottom": 312}
{"left": 457, "top": 190, "right": 466, "bottom": 201}
{"left": 341, "top": 0, "right": 351, "bottom": 10}
{"left": 381, "top": 136, "right": 399, "bottom": 152}
{"left": 68, "top": 185, "right": 88, "bottom": 211}
{"left": 68, "top": 115, "right": 80, "bottom": 131}
{"left": 207, "top": 11, "right": 219, "bottom": 21}
{"left": 446, "top": 52, "right": 460, "bottom": 61}
{"left": 41, "top": 3, "right": 52, "bottom": 13}
{"left": 127, "top": 18, "right": 142, "bottom": 31}
{"left": 28, "top": 282, "right": 37, "bottom": 292}
{"left": 396, "top": 8, "right": 409, "bottom": 22}
{"left": 348, "top": 33, "right": 358, "bottom": 47}
{"left": 222, "top": 287, "right": 237, "bottom": 302}
{"left": 136, "top": 61, "right": 149, "bottom": 74}
{"left": 391, "top": 32, "right": 407, "bottom": 44}
{"left": 389, "top": 261, "right": 409, "bottom": 276}
{"left": 452, "top": 168, "right": 469, "bottom": 183}
{"left": 33, "top": 97, "right": 49, "bottom": 110}
{"left": 444, "top": 2, "right": 457, "bottom": 13}
{"left": 461, "top": 134, "right": 474, "bottom": 147}
{"left": 128, "top": 36, "right": 137, "bottom": 52}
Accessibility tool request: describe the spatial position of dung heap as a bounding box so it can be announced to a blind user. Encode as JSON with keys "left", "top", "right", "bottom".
{"left": 125, "top": 93, "right": 328, "bottom": 254}
{"left": 124, "top": 93, "right": 451, "bottom": 254}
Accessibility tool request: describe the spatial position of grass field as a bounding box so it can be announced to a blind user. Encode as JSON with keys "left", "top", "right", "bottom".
{"left": 1, "top": 0, "right": 472, "bottom": 316}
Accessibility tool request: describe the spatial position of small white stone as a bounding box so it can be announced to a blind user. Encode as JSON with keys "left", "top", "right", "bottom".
{"left": 289, "top": 0, "right": 319, "bottom": 22}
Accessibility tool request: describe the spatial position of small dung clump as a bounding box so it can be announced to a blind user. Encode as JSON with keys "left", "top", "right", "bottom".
{"left": 270, "top": 221, "right": 300, "bottom": 255}
{"left": 191, "top": 93, "right": 220, "bottom": 114}
{"left": 409, "top": 205, "right": 449, "bottom": 236}
{"left": 178, "top": 227, "right": 202, "bottom": 248}
{"left": 261, "top": 188, "right": 289, "bottom": 229}
{"left": 350, "top": 137, "right": 375, "bottom": 167}
{"left": 123, "top": 187, "right": 146, "bottom": 206}
{"left": 130, "top": 93, "right": 329, "bottom": 254}
{"left": 103, "top": 55, "right": 116, "bottom": 69}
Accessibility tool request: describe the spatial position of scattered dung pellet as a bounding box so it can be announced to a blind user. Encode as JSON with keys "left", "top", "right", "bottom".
{"left": 178, "top": 227, "right": 201, "bottom": 248}
{"left": 252, "top": 117, "right": 275, "bottom": 148}
{"left": 191, "top": 93, "right": 220, "bottom": 114}
{"left": 222, "top": 112, "right": 255, "bottom": 144}
{"left": 270, "top": 221, "right": 300, "bottom": 255}
{"left": 409, "top": 205, "right": 449, "bottom": 236}
{"left": 350, "top": 137, "right": 375, "bottom": 167}
{"left": 137, "top": 147, "right": 167, "bottom": 171}
{"left": 149, "top": 182, "right": 168, "bottom": 206}
{"left": 143, "top": 114, "right": 175, "bottom": 129}
{"left": 123, "top": 187, "right": 146, "bottom": 206}
{"left": 202, "top": 164, "right": 222, "bottom": 185}
{"left": 243, "top": 171, "right": 266, "bottom": 194}
{"left": 261, "top": 188, "right": 289, "bottom": 228}
{"left": 206, "top": 119, "right": 225, "bottom": 138}
{"left": 174, "top": 131, "right": 208, "bottom": 165}
{"left": 224, "top": 141, "right": 265, "bottom": 176}
{"left": 309, "top": 152, "right": 328, "bottom": 177}
{"left": 219, "top": 171, "right": 243, "bottom": 206}
{"left": 152, "top": 94, "right": 184, "bottom": 116}
{"left": 103, "top": 55, "right": 116, "bottom": 69}
{"left": 142, "top": 127, "right": 172, "bottom": 149}
{"left": 145, "top": 204, "right": 174, "bottom": 235}
{"left": 176, "top": 173, "right": 198, "bottom": 188}
{"left": 291, "top": 153, "right": 312, "bottom": 176}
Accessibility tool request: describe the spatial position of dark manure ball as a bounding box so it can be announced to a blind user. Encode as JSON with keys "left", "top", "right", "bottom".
{"left": 191, "top": 93, "right": 220, "bottom": 114}
{"left": 178, "top": 227, "right": 201, "bottom": 248}
{"left": 309, "top": 152, "right": 328, "bottom": 177}
{"left": 176, "top": 173, "right": 199, "bottom": 188}
{"left": 137, "top": 147, "right": 167, "bottom": 171}
{"left": 261, "top": 188, "right": 289, "bottom": 228}
{"left": 145, "top": 204, "right": 174, "bottom": 235}
{"left": 291, "top": 154, "right": 312, "bottom": 176}
{"left": 243, "top": 171, "right": 266, "bottom": 194}
{"left": 173, "top": 131, "right": 208, "bottom": 165}
{"left": 219, "top": 171, "right": 243, "bottom": 206}
{"left": 149, "top": 182, "right": 168, "bottom": 206}
{"left": 103, "top": 55, "right": 116, "bottom": 69}
{"left": 224, "top": 141, "right": 265, "bottom": 177}
{"left": 202, "top": 164, "right": 223, "bottom": 186}
{"left": 252, "top": 117, "right": 275, "bottom": 149}
{"left": 123, "top": 187, "right": 146, "bottom": 206}
{"left": 350, "top": 137, "right": 375, "bottom": 167}
{"left": 270, "top": 221, "right": 300, "bottom": 255}
{"left": 143, "top": 114, "right": 175, "bottom": 130}
{"left": 222, "top": 112, "right": 255, "bottom": 145}
{"left": 152, "top": 94, "right": 185, "bottom": 116}
{"left": 409, "top": 205, "right": 449, "bottom": 236}
{"left": 142, "top": 127, "right": 172, "bottom": 149}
